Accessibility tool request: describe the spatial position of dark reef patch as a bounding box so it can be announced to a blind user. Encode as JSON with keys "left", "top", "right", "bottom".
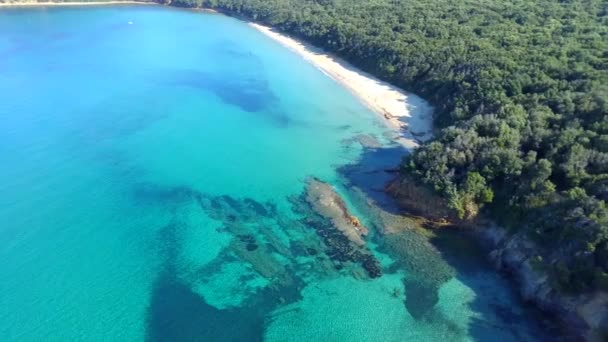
{"left": 160, "top": 68, "right": 289, "bottom": 126}
{"left": 246, "top": 243, "right": 259, "bottom": 251}
{"left": 382, "top": 230, "right": 455, "bottom": 319}
{"left": 403, "top": 280, "right": 440, "bottom": 320}
{"left": 243, "top": 197, "right": 270, "bottom": 217}
{"left": 146, "top": 219, "right": 267, "bottom": 341}
{"left": 145, "top": 194, "right": 310, "bottom": 342}
{"left": 146, "top": 271, "right": 265, "bottom": 342}
{"left": 137, "top": 182, "right": 382, "bottom": 284}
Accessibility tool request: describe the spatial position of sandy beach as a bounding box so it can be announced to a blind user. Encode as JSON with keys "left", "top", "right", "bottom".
{"left": 249, "top": 23, "right": 433, "bottom": 149}
{"left": 0, "top": 2, "right": 433, "bottom": 148}
{"left": 0, "top": 1, "right": 154, "bottom": 7}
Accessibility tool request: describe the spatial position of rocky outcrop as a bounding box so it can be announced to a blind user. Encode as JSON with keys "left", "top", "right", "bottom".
{"left": 301, "top": 178, "right": 382, "bottom": 278}
{"left": 305, "top": 178, "right": 369, "bottom": 246}
{"left": 388, "top": 174, "right": 608, "bottom": 340}
{"left": 477, "top": 225, "right": 608, "bottom": 341}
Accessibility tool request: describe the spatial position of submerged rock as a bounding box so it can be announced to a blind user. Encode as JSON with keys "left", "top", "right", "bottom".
{"left": 305, "top": 178, "right": 369, "bottom": 246}
{"left": 299, "top": 178, "right": 382, "bottom": 279}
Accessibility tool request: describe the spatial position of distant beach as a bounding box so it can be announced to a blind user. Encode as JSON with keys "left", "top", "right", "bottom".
{"left": 249, "top": 23, "right": 434, "bottom": 149}
{"left": 0, "top": 1, "right": 155, "bottom": 7}
{"left": 0, "top": 1, "right": 433, "bottom": 149}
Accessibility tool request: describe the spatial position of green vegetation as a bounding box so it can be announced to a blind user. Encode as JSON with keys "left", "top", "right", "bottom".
{"left": 165, "top": 0, "right": 608, "bottom": 294}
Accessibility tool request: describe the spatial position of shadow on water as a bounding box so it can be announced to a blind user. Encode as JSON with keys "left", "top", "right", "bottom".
{"left": 338, "top": 142, "right": 411, "bottom": 215}
{"left": 429, "top": 229, "right": 558, "bottom": 341}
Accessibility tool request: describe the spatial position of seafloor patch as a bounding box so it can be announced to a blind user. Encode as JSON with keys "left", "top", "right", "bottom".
{"left": 138, "top": 180, "right": 463, "bottom": 339}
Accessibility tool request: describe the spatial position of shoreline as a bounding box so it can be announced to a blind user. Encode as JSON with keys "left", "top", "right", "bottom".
{"left": 0, "top": 2, "right": 434, "bottom": 150}
{"left": 248, "top": 23, "right": 434, "bottom": 149}
{"left": 0, "top": 1, "right": 155, "bottom": 7}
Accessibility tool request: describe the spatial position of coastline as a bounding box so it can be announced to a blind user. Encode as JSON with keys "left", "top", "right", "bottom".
{"left": 249, "top": 18, "right": 608, "bottom": 342}
{"left": 248, "top": 23, "right": 434, "bottom": 149}
{"left": 0, "top": 2, "right": 432, "bottom": 150}
{"left": 258, "top": 12, "right": 608, "bottom": 339}
{"left": 253, "top": 14, "right": 606, "bottom": 339}
{"left": 0, "top": 1, "right": 155, "bottom": 7}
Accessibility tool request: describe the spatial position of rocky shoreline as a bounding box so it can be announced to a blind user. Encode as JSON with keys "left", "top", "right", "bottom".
{"left": 387, "top": 174, "right": 608, "bottom": 341}
{"left": 476, "top": 224, "right": 608, "bottom": 341}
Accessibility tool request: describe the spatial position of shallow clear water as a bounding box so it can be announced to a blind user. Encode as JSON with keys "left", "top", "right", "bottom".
{"left": 0, "top": 5, "right": 550, "bottom": 341}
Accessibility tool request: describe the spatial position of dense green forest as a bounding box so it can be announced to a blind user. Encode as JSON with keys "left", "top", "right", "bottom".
{"left": 163, "top": 0, "right": 608, "bottom": 294}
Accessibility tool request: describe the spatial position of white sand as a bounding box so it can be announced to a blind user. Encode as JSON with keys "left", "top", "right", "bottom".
{"left": 250, "top": 23, "right": 433, "bottom": 149}
{"left": 0, "top": 1, "right": 154, "bottom": 7}
{"left": 0, "top": 4, "right": 433, "bottom": 148}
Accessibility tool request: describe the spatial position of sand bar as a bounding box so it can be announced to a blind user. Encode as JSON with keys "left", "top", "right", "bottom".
{"left": 249, "top": 23, "right": 433, "bottom": 149}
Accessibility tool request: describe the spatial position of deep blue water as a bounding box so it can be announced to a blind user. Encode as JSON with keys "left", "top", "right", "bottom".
{"left": 0, "top": 5, "right": 551, "bottom": 341}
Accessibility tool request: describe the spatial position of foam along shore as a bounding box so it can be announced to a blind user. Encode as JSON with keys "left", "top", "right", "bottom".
{"left": 0, "top": 1, "right": 155, "bottom": 7}
{"left": 249, "top": 22, "right": 434, "bottom": 149}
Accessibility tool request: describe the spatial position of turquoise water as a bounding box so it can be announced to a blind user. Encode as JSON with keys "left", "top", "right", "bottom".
{"left": 0, "top": 5, "right": 551, "bottom": 341}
